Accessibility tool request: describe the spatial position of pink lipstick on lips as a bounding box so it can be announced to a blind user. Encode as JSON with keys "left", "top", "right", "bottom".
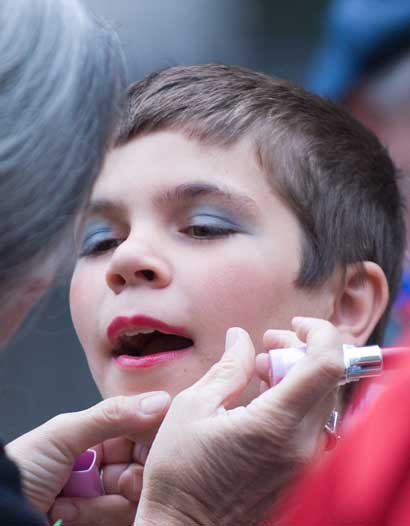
{"left": 107, "top": 314, "right": 193, "bottom": 369}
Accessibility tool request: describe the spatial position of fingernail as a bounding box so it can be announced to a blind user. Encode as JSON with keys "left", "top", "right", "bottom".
{"left": 226, "top": 327, "right": 240, "bottom": 349}
{"left": 139, "top": 392, "right": 170, "bottom": 415}
{"left": 51, "top": 501, "right": 78, "bottom": 523}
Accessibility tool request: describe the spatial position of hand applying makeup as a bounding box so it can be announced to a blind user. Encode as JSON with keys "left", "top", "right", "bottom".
{"left": 6, "top": 391, "right": 170, "bottom": 526}
{"left": 136, "top": 318, "right": 345, "bottom": 526}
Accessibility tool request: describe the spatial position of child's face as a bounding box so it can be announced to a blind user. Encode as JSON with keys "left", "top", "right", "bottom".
{"left": 70, "top": 130, "right": 335, "bottom": 405}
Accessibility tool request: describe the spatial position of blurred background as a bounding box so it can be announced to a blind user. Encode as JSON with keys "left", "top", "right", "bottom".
{"left": 5, "top": 0, "right": 410, "bottom": 442}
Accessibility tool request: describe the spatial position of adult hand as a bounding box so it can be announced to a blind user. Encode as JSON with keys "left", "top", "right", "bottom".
{"left": 6, "top": 391, "right": 170, "bottom": 526}
{"left": 136, "top": 318, "right": 345, "bottom": 526}
{"left": 48, "top": 435, "right": 148, "bottom": 526}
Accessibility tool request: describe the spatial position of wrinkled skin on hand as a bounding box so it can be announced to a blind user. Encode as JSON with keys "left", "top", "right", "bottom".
{"left": 136, "top": 318, "right": 346, "bottom": 526}
{"left": 6, "top": 392, "right": 170, "bottom": 526}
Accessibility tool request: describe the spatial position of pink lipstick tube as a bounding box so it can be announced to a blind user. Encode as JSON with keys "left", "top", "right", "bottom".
{"left": 269, "top": 345, "right": 409, "bottom": 386}
{"left": 60, "top": 449, "right": 104, "bottom": 498}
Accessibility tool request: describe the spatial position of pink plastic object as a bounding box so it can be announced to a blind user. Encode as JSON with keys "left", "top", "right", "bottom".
{"left": 60, "top": 449, "right": 104, "bottom": 498}
{"left": 268, "top": 345, "right": 410, "bottom": 387}
{"left": 269, "top": 347, "right": 306, "bottom": 386}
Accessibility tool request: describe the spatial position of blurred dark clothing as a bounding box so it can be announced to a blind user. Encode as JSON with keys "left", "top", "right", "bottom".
{"left": 0, "top": 442, "right": 43, "bottom": 526}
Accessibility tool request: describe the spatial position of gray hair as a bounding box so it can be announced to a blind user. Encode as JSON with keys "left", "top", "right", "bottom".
{"left": 0, "top": 0, "right": 126, "bottom": 304}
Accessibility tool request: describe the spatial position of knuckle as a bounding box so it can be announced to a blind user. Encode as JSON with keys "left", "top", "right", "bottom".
{"left": 311, "top": 322, "right": 341, "bottom": 345}
{"left": 321, "top": 323, "right": 340, "bottom": 341}
{"left": 210, "top": 357, "right": 245, "bottom": 384}
{"left": 48, "top": 412, "right": 68, "bottom": 428}
{"left": 98, "top": 396, "right": 131, "bottom": 424}
{"left": 211, "top": 359, "right": 233, "bottom": 377}
{"left": 45, "top": 412, "right": 75, "bottom": 436}
{"left": 315, "top": 354, "right": 344, "bottom": 382}
{"left": 316, "top": 319, "right": 334, "bottom": 331}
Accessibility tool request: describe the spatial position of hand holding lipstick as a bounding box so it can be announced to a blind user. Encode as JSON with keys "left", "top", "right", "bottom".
{"left": 136, "top": 317, "right": 345, "bottom": 526}
{"left": 6, "top": 391, "right": 170, "bottom": 526}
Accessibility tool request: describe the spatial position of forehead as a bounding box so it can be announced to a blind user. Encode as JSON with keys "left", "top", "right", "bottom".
{"left": 94, "top": 130, "right": 272, "bottom": 201}
{"left": 87, "top": 130, "right": 303, "bottom": 259}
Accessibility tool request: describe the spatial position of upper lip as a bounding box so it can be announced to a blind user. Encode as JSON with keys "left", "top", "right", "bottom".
{"left": 107, "top": 314, "right": 190, "bottom": 348}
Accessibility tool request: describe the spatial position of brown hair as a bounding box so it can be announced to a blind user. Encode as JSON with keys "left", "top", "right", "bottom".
{"left": 116, "top": 63, "right": 405, "bottom": 344}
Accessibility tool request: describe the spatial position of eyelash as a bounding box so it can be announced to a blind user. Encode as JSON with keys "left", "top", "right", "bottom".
{"left": 79, "top": 220, "right": 239, "bottom": 257}
{"left": 78, "top": 229, "right": 122, "bottom": 258}
{"left": 182, "top": 224, "right": 238, "bottom": 239}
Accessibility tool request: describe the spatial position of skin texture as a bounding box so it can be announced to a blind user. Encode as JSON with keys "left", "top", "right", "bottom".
{"left": 6, "top": 392, "right": 171, "bottom": 526}
{"left": 70, "top": 130, "right": 339, "bottom": 449}
{"left": 135, "top": 318, "right": 346, "bottom": 526}
{"left": 65, "top": 131, "right": 387, "bottom": 525}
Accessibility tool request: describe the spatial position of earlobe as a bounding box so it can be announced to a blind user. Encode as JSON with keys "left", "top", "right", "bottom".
{"left": 329, "top": 262, "right": 389, "bottom": 345}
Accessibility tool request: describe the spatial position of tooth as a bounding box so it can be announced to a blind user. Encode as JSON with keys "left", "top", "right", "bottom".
{"left": 122, "top": 328, "right": 155, "bottom": 337}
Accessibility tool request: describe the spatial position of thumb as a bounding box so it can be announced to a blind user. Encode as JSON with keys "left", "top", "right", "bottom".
{"left": 186, "top": 327, "right": 255, "bottom": 416}
{"left": 41, "top": 391, "right": 170, "bottom": 461}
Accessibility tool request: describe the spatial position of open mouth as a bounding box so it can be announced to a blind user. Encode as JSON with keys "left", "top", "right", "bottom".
{"left": 112, "top": 330, "right": 194, "bottom": 358}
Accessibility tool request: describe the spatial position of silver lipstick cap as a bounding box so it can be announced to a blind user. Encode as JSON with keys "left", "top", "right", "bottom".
{"left": 342, "top": 344, "right": 382, "bottom": 383}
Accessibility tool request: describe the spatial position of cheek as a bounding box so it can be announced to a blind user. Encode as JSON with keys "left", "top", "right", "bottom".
{"left": 70, "top": 265, "right": 100, "bottom": 348}
{"left": 70, "top": 266, "right": 109, "bottom": 388}
{"left": 187, "top": 254, "right": 298, "bottom": 345}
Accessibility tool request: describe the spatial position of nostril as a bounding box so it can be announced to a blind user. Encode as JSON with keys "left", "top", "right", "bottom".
{"left": 111, "top": 274, "right": 126, "bottom": 288}
{"left": 141, "top": 269, "right": 155, "bottom": 281}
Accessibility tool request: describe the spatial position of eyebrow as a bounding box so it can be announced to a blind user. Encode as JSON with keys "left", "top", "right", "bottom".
{"left": 84, "top": 182, "right": 259, "bottom": 219}
{"left": 83, "top": 199, "right": 125, "bottom": 218}
{"left": 155, "top": 182, "right": 259, "bottom": 215}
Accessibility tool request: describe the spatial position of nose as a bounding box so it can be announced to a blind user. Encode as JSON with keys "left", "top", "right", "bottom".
{"left": 105, "top": 238, "right": 172, "bottom": 294}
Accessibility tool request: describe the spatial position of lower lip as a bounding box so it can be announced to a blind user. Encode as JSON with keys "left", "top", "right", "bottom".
{"left": 114, "top": 348, "right": 193, "bottom": 369}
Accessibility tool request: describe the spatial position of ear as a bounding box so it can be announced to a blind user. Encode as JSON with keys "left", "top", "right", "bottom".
{"left": 329, "top": 262, "right": 389, "bottom": 345}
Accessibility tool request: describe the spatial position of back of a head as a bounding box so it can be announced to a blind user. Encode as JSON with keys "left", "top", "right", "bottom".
{"left": 0, "top": 0, "right": 126, "bottom": 302}
{"left": 117, "top": 63, "right": 405, "bottom": 344}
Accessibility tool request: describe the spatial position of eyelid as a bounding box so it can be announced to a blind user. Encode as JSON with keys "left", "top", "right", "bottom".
{"left": 186, "top": 210, "right": 245, "bottom": 232}
{"left": 77, "top": 222, "right": 115, "bottom": 254}
{"left": 188, "top": 206, "right": 241, "bottom": 223}
{"left": 82, "top": 226, "right": 112, "bottom": 241}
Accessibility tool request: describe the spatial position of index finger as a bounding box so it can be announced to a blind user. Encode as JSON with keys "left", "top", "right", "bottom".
{"left": 249, "top": 317, "right": 344, "bottom": 423}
